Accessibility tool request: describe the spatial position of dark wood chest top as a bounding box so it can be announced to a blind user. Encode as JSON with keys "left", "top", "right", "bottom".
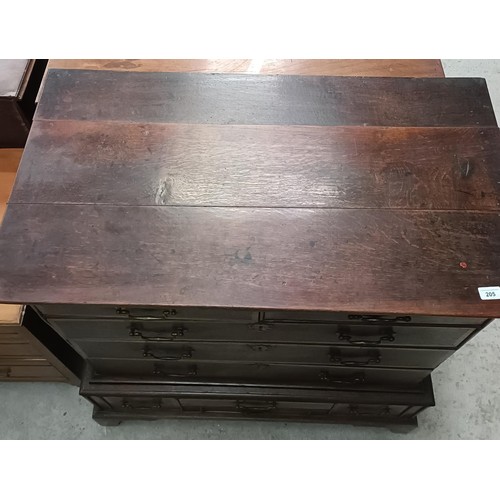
{"left": 0, "top": 69, "right": 499, "bottom": 317}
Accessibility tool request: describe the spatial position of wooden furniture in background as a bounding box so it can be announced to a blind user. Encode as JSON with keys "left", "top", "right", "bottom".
{"left": 0, "top": 60, "right": 80, "bottom": 384}
{"left": 0, "top": 149, "right": 80, "bottom": 384}
{"left": 0, "top": 305, "right": 79, "bottom": 382}
{"left": 0, "top": 59, "right": 47, "bottom": 147}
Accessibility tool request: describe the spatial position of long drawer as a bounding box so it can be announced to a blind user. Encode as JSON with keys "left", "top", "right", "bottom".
{"left": 76, "top": 339, "right": 453, "bottom": 369}
{"left": 0, "top": 360, "right": 65, "bottom": 381}
{"left": 0, "top": 342, "right": 45, "bottom": 357}
{"left": 52, "top": 318, "right": 475, "bottom": 348}
{"left": 104, "top": 396, "right": 416, "bottom": 419}
{"left": 89, "top": 358, "right": 430, "bottom": 389}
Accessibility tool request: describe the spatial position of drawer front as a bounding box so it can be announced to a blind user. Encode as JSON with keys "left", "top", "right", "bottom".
{"left": 37, "top": 304, "right": 257, "bottom": 322}
{"left": 178, "top": 398, "right": 334, "bottom": 415}
{"left": 98, "top": 396, "right": 428, "bottom": 422}
{"left": 0, "top": 325, "right": 25, "bottom": 342}
{"left": 53, "top": 319, "right": 475, "bottom": 348}
{"left": 0, "top": 330, "right": 24, "bottom": 342}
{"left": 104, "top": 396, "right": 182, "bottom": 411}
{"left": 263, "top": 311, "right": 484, "bottom": 326}
{"left": 0, "top": 342, "right": 43, "bottom": 357}
{"left": 89, "top": 359, "right": 429, "bottom": 389}
{"left": 92, "top": 396, "right": 426, "bottom": 421}
{"left": 76, "top": 339, "right": 453, "bottom": 370}
{"left": 0, "top": 363, "right": 65, "bottom": 381}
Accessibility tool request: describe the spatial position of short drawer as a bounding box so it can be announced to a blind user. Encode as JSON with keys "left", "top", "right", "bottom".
{"left": 52, "top": 318, "right": 475, "bottom": 349}
{"left": 76, "top": 339, "right": 453, "bottom": 370}
{"left": 36, "top": 304, "right": 257, "bottom": 322}
{"left": 263, "top": 311, "right": 485, "bottom": 326}
{"left": 89, "top": 359, "right": 430, "bottom": 390}
{"left": 0, "top": 361, "right": 65, "bottom": 381}
{"left": 0, "top": 342, "right": 44, "bottom": 357}
{"left": 0, "top": 323, "right": 25, "bottom": 342}
{"left": 0, "top": 330, "right": 24, "bottom": 342}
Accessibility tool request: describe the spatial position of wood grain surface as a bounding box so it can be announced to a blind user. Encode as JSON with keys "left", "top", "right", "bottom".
{"left": 47, "top": 59, "right": 445, "bottom": 77}
{"left": 0, "top": 204, "right": 499, "bottom": 316}
{"left": 11, "top": 121, "right": 500, "bottom": 210}
{"left": 36, "top": 70, "right": 496, "bottom": 127}
{"left": 1, "top": 68, "right": 499, "bottom": 318}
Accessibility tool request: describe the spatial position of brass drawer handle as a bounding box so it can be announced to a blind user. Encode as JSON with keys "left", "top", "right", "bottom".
{"left": 319, "top": 371, "right": 365, "bottom": 385}
{"left": 236, "top": 401, "right": 277, "bottom": 412}
{"left": 143, "top": 347, "right": 192, "bottom": 361}
{"left": 153, "top": 365, "right": 197, "bottom": 377}
{"left": 348, "top": 405, "right": 391, "bottom": 417}
{"left": 117, "top": 307, "right": 177, "bottom": 320}
{"left": 330, "top": 349, "right": 381, "bottom": 366}
{"left": 338, "top": 326, "right": 395, "bottom": 345}
{"left": 0, "top": 367, "right": 11, "bottom": 378}
{"left": 122, "top": 399, "right": 162, "bottom": 410}
{"left": 348, "top": 314, "right": 411, "bottom": 323}
{"left": 130, "top": 327, "right": 187, "bottom": 341}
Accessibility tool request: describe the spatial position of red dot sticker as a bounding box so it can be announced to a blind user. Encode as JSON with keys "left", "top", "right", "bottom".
{"left": 459, "top": 262, "right": 468, "bottom": 269}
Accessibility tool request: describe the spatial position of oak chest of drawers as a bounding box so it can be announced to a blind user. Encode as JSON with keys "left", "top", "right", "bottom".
{"left": 0, "top": 67, "right": 499, "bottom": 428}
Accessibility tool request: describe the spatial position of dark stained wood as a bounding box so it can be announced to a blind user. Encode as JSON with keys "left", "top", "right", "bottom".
{"left": 88, "top": 358, "right": 430, "bottom": 388}
{"left": 2, "top": 64, "right": 499, "bottom": 425}
{"left": 0, "top": 98, "right": 29, "bottom": 147}
{"left": 36, "top": 70, "right": 496, "bottom": 127}
{"left": 22, "top": 306, "right": 83, "bottom": 384}
{"left": 49, "top": 318, "right": 478, "bottom": 348}
{"left": 11, "top": 121, "right": 500, "bottom": 210}
{"left": 83, "top": 366, "right": 434, "bottom": 427}
{"left": 82, "top": 366, "right": 434, "bottom": 401}
{"left": 0, "top": 60, "right": 46, "bottom": 147}
{"left": 38, "top": 304, "right": 258, "bottom": 322}
{"left": 74, "top": 338, "right": 453, "bottom": 369}
{"left": 48, "top": 59, "right": 445, "bottom": 78}
{"left": 0, "top": 204, "right": 499, "bottom": 317}
{"left": 37, "top": 304, "right": 484, "bottom": 325}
